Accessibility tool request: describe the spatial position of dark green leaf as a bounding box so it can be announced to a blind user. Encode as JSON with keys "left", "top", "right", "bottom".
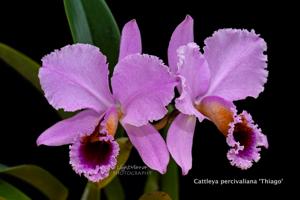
{"left": 0, "top": 164, "right": 6, "bottom": 170}
{"left": 139, "top": 191, "right": 172, "bottom": 200}
{"left": 0, "top": 164, "right": 68, "bottom": 200}
{"left": 64, "top": 0, "right": 120, "bottom": 71}
{"left": 0, "top": 179, "right": 30, "bottom": 200}
{"left": 104, "top": 177, "right": 124, "bottom": 200}
{"left": 81, "top": 182, "right": 100, "bottom": 200}
{"left": 97, "top": 137, "right": 132, "bottom": 188}
{"left": 161, "top": 159, "right": 179, "bottom": 200}
{"left": 0, "top": 43, "right": 40, "bottom": 92}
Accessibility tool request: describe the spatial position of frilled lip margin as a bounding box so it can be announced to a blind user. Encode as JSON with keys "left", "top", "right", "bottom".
{"left": 70, "top": 133, "right": 119, "bottom": 182}
{"left": 226, "top": 111, "right": 268, "bottom": 169}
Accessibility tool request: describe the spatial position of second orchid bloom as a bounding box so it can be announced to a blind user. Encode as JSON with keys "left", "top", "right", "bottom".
{"left": 167, "top": 16, "right": 268, "bottom": 174}
{"left": 37, "top": 16, "right": 268, "bottom": 182}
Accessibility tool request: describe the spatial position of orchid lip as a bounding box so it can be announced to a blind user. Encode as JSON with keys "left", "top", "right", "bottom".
{"left": 232, "top": 119, "right": 254, "bottom": 153}
{"left": 194, "top": 96, "right": 268, "bottom": 170}
{"left": 68, "top": 108, "right": 121, "bottom": 182}
{"left": 80, "top": 134, "right": 114, "bottom": 167}
{"left": 226, "top": 111, "right": 268, "bottom": 170}
{"left": 69, "top": 132, "right": 119, "bottom": 182}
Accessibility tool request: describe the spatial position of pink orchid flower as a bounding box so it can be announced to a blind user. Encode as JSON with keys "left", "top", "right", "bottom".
{"left": 166, "top": 16, "right": 269, "bottom": 175}
{"left": 37, "top": 20, "right": 177, "bottom": 182}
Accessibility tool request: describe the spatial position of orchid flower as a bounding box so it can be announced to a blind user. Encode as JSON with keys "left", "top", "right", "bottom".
{"left": 37, "top": 20, "right": 177, "bottom": 182}
{"left": 166, "top": 16, "right": 268, "bottom": 175}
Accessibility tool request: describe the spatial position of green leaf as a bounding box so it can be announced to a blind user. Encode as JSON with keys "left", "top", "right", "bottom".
{"left": 139, "top": 191, "right": 172, "bottom": 200}
{"left": 144, "top": 171, "right": 159, "bottom": 193}
{"left": 81, "top": 182, "right": 101, "bottom": 200}
{"left": 96, "top": 137, "right": 132, "bottom": 189}
{"left": 0, "top": 43, "right": 40, "bottom": 92}
{"left": 0, "top": 179, "right": 31, "bottom": 200}
{"left": 0, "top": 164, "right": 6, "bottom": 170}
{"left": 64, "top": 0, "right": 120, "bottom": 71}
{"left": 0, "top": 164, "right": 68, "bottom": 200}
{"left": 161, "top": 159, "right": 179, "bottom": 200}
{"left": 104, "top": 177, "right": 124, "bottom": 200}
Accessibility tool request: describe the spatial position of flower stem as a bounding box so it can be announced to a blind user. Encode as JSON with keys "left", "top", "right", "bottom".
{"left": 104, "top": 177, "right": 125, "bottom": 200}
{"left": 153, "top": 109, "right": 179, "bottom": 131}
{"left": 144, "top": 171, "right": 160, "bottom": 193}
{"left": 161, "top": 123, "right": 179, "bottom": 200}
{"left": 161, "top": 158, "right": 179, "bottom": 200}
{"left": 81, "top": 182, "right": 101, "bottom": 200}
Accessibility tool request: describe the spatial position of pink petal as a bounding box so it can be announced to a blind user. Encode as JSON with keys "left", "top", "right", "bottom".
{"left": 167, "top": 113, "right": 196, "bottom": 175}
{"left": 112, "top": 54, "right": 177, "bottom": 126}
{"left": 119, "top": 19, "right": 142, "bottom": 60}
{"left": 175, "top": 76, "right": 205, "bottom": 122}
{"left": 175, "top": 43, "right": 210, "bottom": 121}
{"left": 203, "top": 29, "right": 268, "bottom": 101}
{"left": 177, "top": 43, "right": 210, "bottom": 98}
{"left": 122, "top": 123, "right": 169, "bottom": 174}
{"left": 168, "top": 15, "right": 194, "bottom": 73}
{"left": 39, "top": 44, "right": 114, "bottom": 113}
{"left": 37, "top": 109, "right": 101, "bottom": 146}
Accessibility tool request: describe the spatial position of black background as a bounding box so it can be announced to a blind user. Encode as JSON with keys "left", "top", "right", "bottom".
{"left": 0, "top": 0, "right": 297, "bottom": 199}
